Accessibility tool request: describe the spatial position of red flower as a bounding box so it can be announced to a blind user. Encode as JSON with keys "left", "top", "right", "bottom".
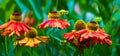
{"left": 39, "top": 11, "right": 70, "bottom": 29}
{"left": 64, "top": 20, "right": 86, "bottom": 47}
{"left": 77, "top": 22, "right": 112, "bottom": 46}
{"left": 0, "top": 12, "right": 31, "bottom": 36}
{"left": 64, "top": 20, "right": 86, "bottom": 41}
{"left": 64, "top": 21, "right": 112, "bottom": 49}
{"left": 64, "top": 30, "right": 79, "bottom": 41}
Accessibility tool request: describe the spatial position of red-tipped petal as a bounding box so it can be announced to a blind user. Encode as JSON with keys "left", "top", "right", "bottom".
{"left": 105, "top": 39, "right": 112, "bottom": 46}
{"left": 0, "top": 22, "right": 12, "bottom": 30}
{"left": 39, "top": 20, "right": 49, "bottom": 29}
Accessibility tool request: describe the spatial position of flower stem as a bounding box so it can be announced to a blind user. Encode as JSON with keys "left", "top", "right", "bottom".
{"left": 55, "top": 0, "right": 58, "bottom": 10}
{"left": 5, "top": 37, "right": 8, "bottom": 56}
{"left": 90, "top": 39, "right": 94, "bottom": 56}
{"left": 52, "top": 28, "right": 55, "bottom": 56}
{"left": 30, "top": 47, "right": 33, "bottom": 56}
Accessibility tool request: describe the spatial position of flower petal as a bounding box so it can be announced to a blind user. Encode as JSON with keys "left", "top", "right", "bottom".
{"left": 18, "top": 37, "right": 28, "bottom": 45}
{"left": 0, "top": 22, "right": 11, "bottom": 30}
{"left": 25, "top": 38, "right": 34, "bottom": 47}
{"left": 33, "top": 38, "right": 41, "bottom": 44}
{"left": 39, "top": 20, "right": 50, "bottom": 29}
{"left": 37, "top": 36, "right": 50, "bottom": 43}
{"left": 21, "top": 23, "right": 30, "bottom": 32}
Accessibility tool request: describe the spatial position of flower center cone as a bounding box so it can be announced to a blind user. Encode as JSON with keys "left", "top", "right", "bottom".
{"left": 25, "top": 28, "right": 38, "bottom": 38}
{"left": 87, "top": 21, "right": 99, "bottom": 31}
{"left": 10, "top": 12, "right": 22, "bottom": 22}
{"left": 48, "top": 11, "right": 60, "bottom": 20}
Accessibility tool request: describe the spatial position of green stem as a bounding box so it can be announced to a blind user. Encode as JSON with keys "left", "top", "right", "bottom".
{"left": 55, "top": 0, "right": 58, "bottom": 10}
{"left": 90, "top": 39, "right": 94, "bottom": 56}
{"left": 62, "top": 15, "right": 64, "bottom": 19}
{"left": 52, "top": 28, "right": 54, "bottom": 56}
{"left": 5, "top": 37, "right": 8, "bottom": 56}
{"left": 30, "top": 47, "right": 33, "bottom": 56}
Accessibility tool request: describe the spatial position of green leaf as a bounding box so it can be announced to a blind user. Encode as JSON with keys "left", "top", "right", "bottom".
{"left": 45, "top": 44, "right": 51, "bottom": 56}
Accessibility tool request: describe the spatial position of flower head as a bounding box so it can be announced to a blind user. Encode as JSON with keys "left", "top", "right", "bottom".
{"left": 39, "top": 11, "right": 70, "bottom": 29}
{"left": 64, "top": 20, "right": 86, "bottom": 41}
{"left": 59, "top": 9, "right": 68, "bottom": 15}
{"left": 74, "top": 20, "right": 86, "bottom": 31}
{"left": 94, "top": 17, "right": 102, "bottom": 22}
{"left": 86, "top": 21, "right": 99, "bottom": 31}
{"left": 48, "top": 11, "right": 60, "bottom": 20}
{"left": 64, "top": 21, "right": 112, "bottom": 49}
{"left": 16, "top": 27, "right": 49, "bottom": 47}
{"left": 10, "top": 12, "right": 22, "bottom": 22}
{"left": 0, "top": 11, "right": 31, "bottom": 36}
{"left": 64, "top": 20, "right": 86, "bottom": 48}
{"left": 78, "top": 22, "right": 112, "bottom": 46}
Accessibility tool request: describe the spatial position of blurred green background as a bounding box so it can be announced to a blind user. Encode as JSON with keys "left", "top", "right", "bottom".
{"left": 0, "top": 0, "right": 120, "bottom": 56}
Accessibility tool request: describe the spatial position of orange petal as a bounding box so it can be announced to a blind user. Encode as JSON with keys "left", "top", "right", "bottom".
{"left": 4, "top": 22, "right": 13, "bottom": 31}
{"left": 18, "top": 37, "right": 28, "bottom": 45}
{"left": 17, "top": 23, "right": 23, "bottom": 31}
{"left": 9, "top": 31, "right": 15, "bottom": 37}
{"left": 80, "top": 37, "right": 84, "bottom": 42}
{"left": 33, "top": 38, "right": 41, "bottom": 44}
{"left": 37, "top": 36, "right": 50, "bottom": 43}
{"left": 25, "top": 38, "right": 34, "bottom": 47}
{"left": 0, "top": 22, "right": 11, "bottom": 30}
{"left": 55, "top": 20, "right": 63, "bottom": 29}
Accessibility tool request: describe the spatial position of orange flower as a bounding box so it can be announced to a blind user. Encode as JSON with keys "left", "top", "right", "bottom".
{"left": 16, "top": 27, "right": 49, "bottom": 47}
{"left": 78, "top": 22, "right": 112, "bottom": 46}
{"left": 0, "top": 12, "right": 31, "bottom": 36}
{"left": 39, "top": 11, "right": 70, "bottom": 29}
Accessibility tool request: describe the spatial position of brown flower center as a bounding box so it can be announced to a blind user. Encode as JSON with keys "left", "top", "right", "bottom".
{"left": 74, "top": 20, "right": 86, "bottom": 31}
{"left": 25, "top": 28, "right": 38, "bottom": 38}
{"left": 87, "top": 21, "right": 99, "bottom": 31}
{"left": 48, "top": 11, "right": 60, "bottom": 20}
{"left": 10, "top": 12, "right": 22, "bottom": 22}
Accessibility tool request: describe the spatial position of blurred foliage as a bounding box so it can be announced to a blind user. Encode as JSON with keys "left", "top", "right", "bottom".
{"left": 0, "top": 0, "right": 120, "bottom": 56}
